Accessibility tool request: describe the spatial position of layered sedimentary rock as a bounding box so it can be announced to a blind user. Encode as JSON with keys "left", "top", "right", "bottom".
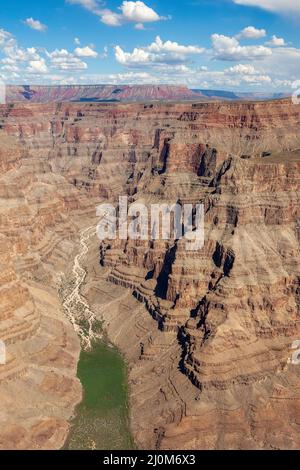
{"left": 0, "top": 99, "right": 300, "bottom": 449}
{"left": 95, "top": 100, "right": 300, "bottom": 449}
{"left": 5, "top": 85, "right": 290, "bottom": 104}
{"left": 6, "top": 85, "right": 199, "bottom": 103}
{"left": 0, "top": 130, "right": 99, "bottom": 449}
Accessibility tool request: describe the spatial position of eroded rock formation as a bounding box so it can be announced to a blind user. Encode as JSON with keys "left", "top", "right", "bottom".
{"left": 0, "top": 99, "right": 300, "bottom": 449}
{"left": 5, "top": 85, "right": 199, "bottom": 103}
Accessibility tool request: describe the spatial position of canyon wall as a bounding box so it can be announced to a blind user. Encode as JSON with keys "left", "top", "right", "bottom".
{"left": 5, "top": 85, "right": 289, "bottom": 103}
{"left": 5, "top": 85, "right": 199, "bottom": 103}
{"left": 0, "top": 99, "right": 300, "bottom": 449}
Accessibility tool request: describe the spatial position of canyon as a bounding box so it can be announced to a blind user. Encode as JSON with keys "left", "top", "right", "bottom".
{"left": 0, "top": 99, "right": 300, "bottom": 449}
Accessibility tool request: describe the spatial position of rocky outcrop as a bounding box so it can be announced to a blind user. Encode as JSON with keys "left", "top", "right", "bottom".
{"left": 0, "top": 133, "right": 89, "bottom": 449}
{"left": 0, "top": 99, "right": 300, "bottom": 449}
{"left": 94, "top": 100, "right": 300, "bottom": 449}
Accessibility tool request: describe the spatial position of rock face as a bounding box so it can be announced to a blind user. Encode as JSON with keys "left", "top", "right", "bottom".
{"left": 0, "top": 99, "right": 300, "bottom": 450}
{"left": 0, "top": 132, "right": 89, "bottom": 449}
{"left": 192, "top": 89, "right": 290, "bottom": 101}
{"left": 5, "top": 85, "right": 290, "bottom": 104}
{"left": 6, "top": 85, "right": 199, "bottom": 103}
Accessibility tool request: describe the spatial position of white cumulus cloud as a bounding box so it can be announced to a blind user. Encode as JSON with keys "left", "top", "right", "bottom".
{"left": 211, "top": 34, "right": 272, "bottom": 61}
{"left": 74, "top": 46, "right": 98, "bottom": 57}
{"left": 0, "top": 29, "right": 12, "bottom": 46}
{"left": 115, "top": 36, "right": 204, "bottom": 68}
{"left": 27, "top": 58, "right": 48, "bottom": 74}
{"left": 66, "top": 0, "right": 168, "bottom": 28}
{"left": 1, "top": 64, "right": 19, "bottom": 72}
{"left": 4, "top": 45, "right": 41, "bottom": 62}
{"left": 100, "top": 10, "right": 123, "bottom": 26}
{"left": 233, "top": 0, "right": 300, "bottom": 14}
{"left": 47, "top": 48, "right": 88, "bottom": 70}
{"left": 237, "top": 26, "right": 266, "bottom": 39}
{"left": 120, "top": 1, "right": 160, "bottom": 23}
{"left": 266, "top": 35, "right": 286, "bottom": 47}
{"left": 66, "top": 0, "right": 99, "bottom": 10}
{"left": 24, "top": 18, "right": 47, "bottom": 32}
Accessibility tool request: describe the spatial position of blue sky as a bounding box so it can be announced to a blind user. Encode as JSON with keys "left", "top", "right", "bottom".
{"left": 0, "top": 0, "right": 300, "bottom": 90}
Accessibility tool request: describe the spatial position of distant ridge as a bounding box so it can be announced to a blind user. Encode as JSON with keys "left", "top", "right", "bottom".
{"left": 3, "top": 84, "right": 290, "bottom": 103}
{"left": 5, "top": 84, "right": 199, "bottom": 103}
{"left": 192, "top": 89, "right": 290, "bottom": 101}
